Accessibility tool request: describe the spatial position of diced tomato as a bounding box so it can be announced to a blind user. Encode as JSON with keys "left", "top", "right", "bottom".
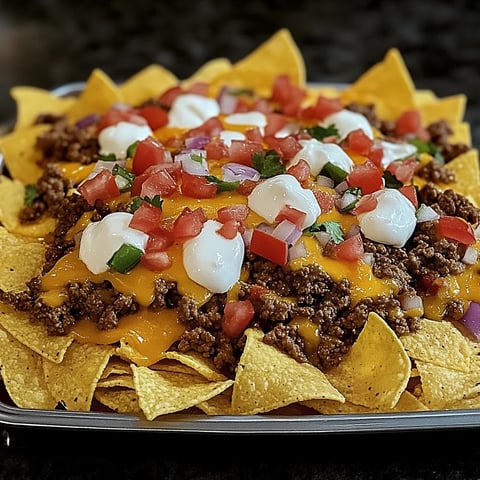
{"left": 77, "top": 169, "right": 120, "bottom": 206}
{"left": 347, "top": 160, "right": 384, "bottom": 194}
{"left": 216, "top": 219, "right": 240, "bottom": 239}
{"left": 395, "top": 110, "right": 430, "bottom": 141}
{"left": 264, "top": 113, "right": 287, "bottom": 137}
{"left": 263, "top": 135, "right": 302, "bottom": 161}
{"left": 287, "top": 158, "right": 311, "bottom": 184}
{"left": 97, "top": 106, "right": 147, "bottom": 132}
{"left": 132, "top": 136, "right": 171, "bottom": 175}
{"left": 140, "top": 250, "right": 172, "bottom": 272}
{"left": 249, "top": 228, "right": 289, "bottom": 265}
{"left": 145, "top": 230, "right": 174, "bottom": 251}
{"left": 251, "top": 98, "right": 273, "bottom": 114}
{"left": 313, "top": 189, "right": 335, "bottom": 213}
{"left": 245, "top": 127, "right": 263, "bottom": 143}
{"left": 437, "top": 216, "right": 475, "bottom": 245}
{"left": 249, "top": 284, "right": 270, "bottom": 300}
{"left": 275, "top": 205, "right": 306, "bottom": 229}
{"left": 236, "top": 179, "right": 258, "bottom": 196}
{"left": 137, "top": 105, "right": 168, "bottom": 130}
{"left": 330, "top": 233, "right": 364, "bottom": 262}
{"left": 345, "top": 129, "right": 373, "bottom": 156}
{"left": 171, "top": 207, "right": 208, "bottom": 241}
{"left": 398, "top": 185, "right": 418, "bottom": 209}
{"left": 352, "top": 194, "right": 378, "bottom": 215}
{"left": 131, "top": 163, "right": 181, "bottom": 197}
{"left": 271, "top": 74, "right": 306, "bottom": 116}
{"left": 180, "top": 172, "right": 217, "bottom": 199}
{"left": 139, "top": 169, "right": 178, "bottom": 199}
{"left": 158, "top": 85, "right": 184, "bottom": 108}
{"left": 300, "top": 95, "right": 342, "bottom": 121}
{"left": 386, "top": 157, "right": 418, "bottom": 183}
{"left": 367, "top": 146, "right": 384, "bottom": 167}
{"left": 228, "top": 140, "right": 264, "bottom": 166}
{"left": 204, "top": 138, "right": 229, "bottom": 160}
{"left": 186, "top": 117, "right": 223, "bottom": 139}
{"left": 187, "top": 81, "right": 209, "bottom": 96}
{"left": 217, "top": 204, "right": 249, "bottom": 224}
{"left": 222, "top": 299, "right": 255, "bottom": 339}
{"left": 129, "top": 201, "right": 163, "bottom": 234}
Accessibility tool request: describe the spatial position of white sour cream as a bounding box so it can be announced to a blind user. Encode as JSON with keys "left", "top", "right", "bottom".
{"left": 98, "top": 121, "right": 152, "bottom": 159}
{"left": 288, "top": 138, "right": 354, "bottom": 176}
{"left": 356, "top": 188, "right": 417, "bottom": 248}
{"left": 219, "top": 130, "right": 246, "bottom": 147}
{"left": 183, "top": 220, "right": 245, "bottom": 293}
{"left": 321, "top": 109, "right": 374, "bottom": 140}
{"left": 374, "top": 139, "right": 418, "bottom": 168}
{"left": 224, "top": 111, "right": 267, "bottom": 133}
{"left": 79, "top": 212, "right": 149, "bottom": 274}
{"left": 247, "top": 174, "right": 320, "bottom": 229}
{"left": 168, "top": 94, "right": 220, "bottom": 128}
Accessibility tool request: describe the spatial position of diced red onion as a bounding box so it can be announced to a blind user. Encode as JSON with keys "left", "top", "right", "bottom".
{"left": 416, "top": 204, "right": 440, "bottom": 223}
{"left": 462, "top": 246, "right": 478, "bottom": 265}
{"left": 288, "top": 240, "right": 307, "bottom": 261}
{"left": 334, "top": 180, "right": 349, "bottom": 195}
{"left": 458, "top": 301, "right": 480, "bottom": 339}
{"left": 345, "top": 224, "right": 361, "bottom": 238}
{"left": 336, "top": 191, "right": 358, "bottom": 212}
{"left": 256, "top": 223, "right": 274, "bottom": 234}
{"left": 316, "top": 175, "right": 335, "bottom": 189}
{"left": 362, "top": 252, "right": 375, "bottom": 266}
{"left": 222, "top": 162, "right": 261, "bottom": 182}
{"left": 272, "top": 219, "right": 297, "bottom": 242}
{"left": 75, "top": 114, "right": 100, "bottom": 129}
{"left": 175, "top": 149, "right": 209, "bottom": 176}
{"left": 313, "top": 231, "right": 331, "bottom": 247}
{"left": 185, "top": 135, "right": 210, "bottom": 149}
{"left": 398, "top": 292, "right": 424, "bottom": 314}
{"left": 241, "top": 228, "right": 253, "bottom": 248}
{"left": 217, "top": 86, "right": 238, "bottom": 114}
{"left": 474, "top": 225, "right": 480, "bottom": 239}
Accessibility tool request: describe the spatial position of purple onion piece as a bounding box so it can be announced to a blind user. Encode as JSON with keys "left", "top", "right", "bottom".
{"left": 222, "top": 162, "right": 261, "bottom": 182}
{"left": 459, "top": 301, "right": 480, "bottom": 339}
{"left": 75, "top": 114, "right": 100, "bottom": 129}
{"left": 185, "top": 135, "right": 210, "bottom": 149}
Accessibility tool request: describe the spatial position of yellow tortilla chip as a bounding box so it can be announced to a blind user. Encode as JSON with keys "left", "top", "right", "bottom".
{"left": 43, "top": 342, "right": 114, "bottom": 411}
{"left": 231, "top": 328, "right": 344, "bottom": 415}
{"left": 132, "top": 365, "right": 233, "bottom": 420}
{"left": 341, "top": 48, "right": 416, "bottom": 120}
{"left": 326, "top": 312, "right": 411, "bottom": 410}
{"left": 0, "top": 124, "right": 49, "bottom": 184}
{"left": 94, "top": 387, "right": 141, "bottom": 414}
{"left": 10, "top": 86, "right": 76, "bottom": 131}
{"left": 97, "top": 374, "right": 135, "bottom": 389}
{"left": 0, "top": 327, "right": 57, "bottom": 409}
{"left": 418, "top": 94, "right": 467, "bottom": 127}
{"left": 0, "top": 303, "right": 74, "bottom": 363}
{"left": 196, "top": 390, "right": 233, "bottom": 415}
{"left": 400, "top": 318, "right": 475, "bottom": 372}
{"left": 119, "top": 64, "right": 178, "bottom": 106}
{"left": 208, "top": 28, "right": 306, "bottom": 97}
{"left": 182, "top": 57, "right": 233, "bottom": 88}
{"left": 67, "top": 69, "right": 122, "bottom": 122}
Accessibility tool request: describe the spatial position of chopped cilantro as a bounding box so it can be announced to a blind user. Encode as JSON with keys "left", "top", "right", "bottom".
{"left": 24, "top": 184, "right": 39, "bottom": 207}
{"left": 190, "top": 153, "right": 205, "bottom": 164}
{"left": 112, "top": 164, "right": 136, "bottom": 192}
{"left": 205, "top": 175, "right": 240, "bottom": 192}
{"left": 304, "top": 221, "right": 344, "bottom": 244}
{"left": 252, "top": 149, "right": 286, "bottom": 178}
{"left": 409, "top": 138, "right": 444, "bottom": 164}
{"left": 306, "top": 124, "right": 339, "bottom": 141}
{"left": 382, "top": 170, "right": 403, "bottom": 189}
{"left": 144, "top": 194, "right": 163, "bottom": 208}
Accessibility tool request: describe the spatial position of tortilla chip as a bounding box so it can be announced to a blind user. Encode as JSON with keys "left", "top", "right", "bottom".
{"left": 0, "top": 327, "right": 57, "bottom": 409}
{"left": 418, "top": 94, "right": 467, "bottom": 127}
{"left": 119, "top": 64, "right": 178, "bottom": 106}
{"left": 400, "top": 318, "right": 475, "bottom": 372}
{"left": 94, "top": 387, "right": 141, "bottom": 414}
{"left": 10, "top": 86, "right": 76, "bottom": 131}
{"left": 97, "top": 374, "right": 135, "bottom": 389}
{"left": 43, "top": 342, "right": 115, "bottom": 411}
{"left": 196, "top": 390, "right": 233, "bottom": 415}
{"left": 132, "top": 365, "right": 234, "bottom": 420}
{"left": 231, "top": 328, "right": 344, "bottom": 415}
{"left": 326, "top": 312, "right": 411, "bottom": 410}
{"left": 0, "top": 303, "right": 74, "bottom": 363}
{"left": 182, "top": 57, "right": 233, "bottom": 88}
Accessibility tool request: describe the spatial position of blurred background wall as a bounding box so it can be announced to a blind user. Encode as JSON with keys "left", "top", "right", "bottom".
{"left": 1, "top": 0, "right": 479, "bottom": 145}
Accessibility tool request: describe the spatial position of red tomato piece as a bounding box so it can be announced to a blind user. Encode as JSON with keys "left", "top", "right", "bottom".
{"left": 386, "top": 158, "right": 418, "bottom": 183}
{"left": 395, "top": 110, "right": 430, "bottom": 141}
{"left": 97, "top": 106, "right": 147, "bottom": 132}
{"left": 145, "top": 230, "right": 174, "bottom": 251}
{"left": 131, "top": 163, "right": 181, "bottom": 197}
{"left": 140, "top": 169, "right": 178, "bottom": 199}
{"left": 132, "top": 136, "right": 171, "bottom": 175}
{"left": 300, "top": 95, "right": 342, "bottom": 121}
{"left": 129, "top": 201, "right": 163, "bottom": 234}
{"left": 77, "top": 169, "right": 120, "bottom": 206}
{"left": 271, "top": 74, "right": 306, "bottom": 116}
{"left": 275, "top": 205, "right": 306, "bottom": 229}
{"left": 398, "top": 185, "right": 418, "bottom": 209}
{"left": 345, "top": 129, "right": 373, "bottom": 156}
{"left": 331, "top": 233, "right": 364, "bottom": 262}
{"left": 222, "top": 299, "right": 255, "bottom": 339}
{"left": 352, "top": 194, "right": 378, "bottom": 215}
{"left": 171, "top": 207, "right": 208, "bottom": 241}
{"left": 180, "top": 172, "right": 217, "bottom": 199}
{"left": 249, "top": 228, "right": 289, "bottom": 265}
{"left": 287, "top": 158, "right": 311, "bottom": 184}
{"left": 204, "top": 138, "right": 229, "bottom": 160}
{"left": 313, "top": 189, "right": 335, "bottom": 213}
{"left": 137, "top": 105, "right": 168, "bottom": 130}
{"left": 216, "top": 219, "right": 240, "bottom": 239}
{"left": 228, "top": 140, "right": 264, "bottom": 166}
{"left": 263, "top": 135, "right": 302, "bottom": 161}
{"left": 236, "top": 179, "right": 258, "bottom": 196}
{"left": 186, "top": 117, "right": 223, "bottom": 139}
{"left": 217, "top": 204, "right": 249, "bottom": 223}
{"left": 264, "top": 113, "right": 287, "bottom": 137}
{"left": 347, "top": 160, "right": 384, "bottom": 194}
{"left": 437, "top": 216, "right": 475, "bottom": 245}
{"left": 140, "top": 250, "right": 172, "bottom": 272}
{"left": 158, "top": 85, "right": 184, "bottom": 108}
{"left": 367, "top": 146, "right": 384, "bottom": 167}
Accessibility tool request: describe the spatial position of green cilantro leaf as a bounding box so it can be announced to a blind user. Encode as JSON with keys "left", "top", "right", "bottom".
{"left": 24, "top": 184, "right": 39, "bottom": 207}
{"left": 409, "top": 138, "right": 445, "bottom": 164}
{"left": 304, "top": 221, "right": 344, "bottom": 244}
{"left": 306, "top": 124, "right": 340, "bottom": 141}
{"left": 252, "top": 149, "right": 286, "bottom": 178}
{"left": 205, "top": 175, "right": 240, "bottom": 192}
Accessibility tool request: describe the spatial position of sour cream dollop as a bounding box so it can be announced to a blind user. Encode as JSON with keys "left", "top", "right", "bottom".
{"left": 374, "top": 139, "right": 418, "bottom": 168}
{"left": 183, "top": 220, "right": 245, "bottom": 293}
{"left": 288, "top": 138, "right": 354, "bottom": 176}
{"left": 79, "top": 212, "right": 149, "bottom": 274}
{"left": 356, "top": 189, "right": 416, "bottom": 248}
{"left": 321, "top": 109, "right": 374, "bottom": 140}
{"left": 168, "top": 94, "right": 220, "bottom": 128}
{"left": 98, "top": 121, "right": 153, "bottom": 159}
{"left": 247, "top": 174, "right": 320, "bottom": 229}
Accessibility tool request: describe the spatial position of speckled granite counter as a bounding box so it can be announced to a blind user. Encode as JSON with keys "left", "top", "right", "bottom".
{"left": 1, "top": 1, "right": 480, "bottom": 478}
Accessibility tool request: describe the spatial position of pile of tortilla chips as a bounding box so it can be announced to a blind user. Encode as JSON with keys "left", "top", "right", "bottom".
{"left": 1, "top": 28, "right": 480, "bottom": 422}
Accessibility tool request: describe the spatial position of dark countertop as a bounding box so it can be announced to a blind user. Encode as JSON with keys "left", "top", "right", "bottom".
{"left": 1, "top": 1, "right": 480, "bottom": 478}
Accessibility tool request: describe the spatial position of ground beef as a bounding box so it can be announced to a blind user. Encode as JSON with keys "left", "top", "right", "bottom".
{"left": 416, "top": 160, "right": 456, "bottom": 184}
{"left": 427, "top": 120, "right": 470, "bottom": 163}
{"left": 35, "top": 117, "right": 100, "bottom": 165}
